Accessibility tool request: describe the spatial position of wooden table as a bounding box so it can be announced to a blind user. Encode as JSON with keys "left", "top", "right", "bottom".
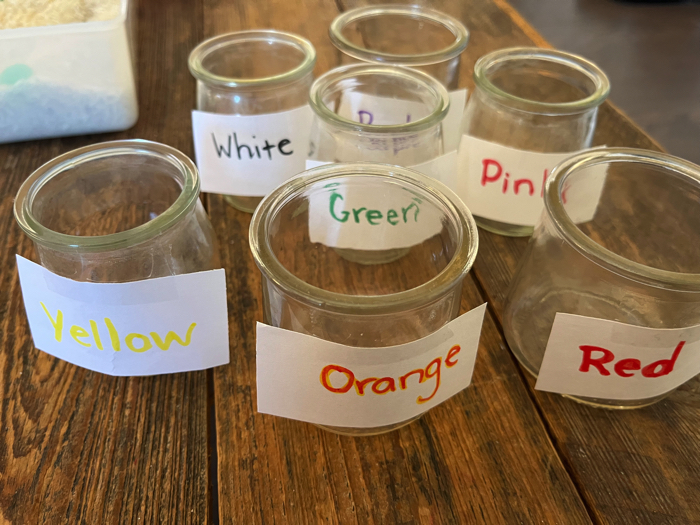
{"left": 1, "top": 0, "right": 698, "bottom": 523}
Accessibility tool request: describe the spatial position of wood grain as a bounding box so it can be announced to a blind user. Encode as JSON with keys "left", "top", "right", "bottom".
{"left": 209, "top": 196, "right": 592, "bottom": 523}
{"left": 205, "top": 0, "right": 594, "bottom": 522}
{"left": 0, "top": 0, "right": 209, "bottom": 523}
{"left": 1, "top": 0, "right": 697, "bottom": 523}
{"left": 429, "top": 0, "right": 700, "bottom": 523}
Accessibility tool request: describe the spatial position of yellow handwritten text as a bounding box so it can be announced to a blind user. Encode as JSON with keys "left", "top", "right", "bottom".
{"left": 40, "top": 303, "right": 197, "bottom": 354}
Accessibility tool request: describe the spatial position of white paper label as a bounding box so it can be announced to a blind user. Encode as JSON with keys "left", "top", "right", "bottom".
{"left": 535, "top": 313, "right": 700, "bottom": 400}
{"left": 306, "top": 150, "right": 458, "bottom": 184}
{"left": 307, "top": 176, "right": 444, "bottom": 250}
{"left": 16, "top": 256, "right": 230, "bottom": 376}
{"left": 337, "top": 89, "right": 468, "bottom": 152}
{"left": 451, "top": 136, "right": 605, "bottom": 226}
{"left": 256, "top": 304, "right": 486, "bottom": 427}
{"left": 192, "top": 105, "right": 313, "bottom": 197}
{"left": 411, "top": 150, "right": 458, "bottom": 184}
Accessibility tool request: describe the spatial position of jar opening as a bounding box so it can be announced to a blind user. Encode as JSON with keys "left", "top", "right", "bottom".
{"left": 309, "top": 64, "right": 450, "bottom": 133}
{"left": 330, "top": 5, "right": 469, "bottom": 66}
{"left": 14, "top": 140, "right": 200, "bottom": 252}
{"left": 545, "top": 148, "right": 700, "bottom": 290}
{"left": 188, "top": 30, "right": 316, "bottom": 89}
{"left": 250, "top": 163, "right": 478, "bottom": 313}
{"left": 475, "top": 47, "right": 610, "bottom": 115}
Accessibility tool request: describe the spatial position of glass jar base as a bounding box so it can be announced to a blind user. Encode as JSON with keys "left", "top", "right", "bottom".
{"left": 333, "top": 247, "right": 410, "bottom": 265}
{"left": 475, "top": 216, "right": 533, "bottom": 237}
{"left": 514, "top": 352, "right": 672, "bottom": 410}
{"left": 316, "top": 414, "right": 423, "bottom": 436}
{"left": 224, "top": 194, "right": 263, "bottom": 214}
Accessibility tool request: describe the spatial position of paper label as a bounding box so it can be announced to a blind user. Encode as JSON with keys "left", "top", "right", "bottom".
{"left": 307, "top": 176, "right": 444, "bottom": 250}
{"left": 451, "top": 136, "right": 605, "bottom": 226}
{"left": 535, "top": 313, "right": 700, "bottom": 400}
{"left": 256, "top": 304, "right": 486, "bottom": 427}
{"left": 192, "top": 105, "right": 313, "bottom": 197}
{"left": 306, "top": 150, "right": 458, "bottom": 184}
{"left": 337, "top": 89, "right": 468, "bottom": 152}
{"left": 16, "top": 256, "right": 230, "bottom": 376}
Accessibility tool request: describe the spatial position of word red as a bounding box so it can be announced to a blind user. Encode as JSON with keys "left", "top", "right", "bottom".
{"left": 320, "top": 345, "right": 461, "bottom": 404}
{"left": 579, "top": 341, "right": 685, "bottom": 378}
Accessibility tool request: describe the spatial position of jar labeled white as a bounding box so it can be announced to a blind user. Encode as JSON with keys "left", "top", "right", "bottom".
{"left": 189, "top": 30, "right": 316, "bottom": 213}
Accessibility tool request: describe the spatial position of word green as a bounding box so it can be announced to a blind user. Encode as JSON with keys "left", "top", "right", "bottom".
{"left": 328, "top": 191, "right": 420, "bottom": 226}
{"left": 40, "top": 302, "right": 197, "bottom": 353}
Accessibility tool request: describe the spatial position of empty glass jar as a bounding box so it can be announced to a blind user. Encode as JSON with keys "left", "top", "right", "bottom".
{"left": 329, "top": 5, "right": 469, "bottom": 89}
{"left": 250, "top": 162, "right": 479, "bottom": 435}
{"left": 189, "top": 30, "right": 316, "bottom": 213}
{"left": 503, "top": 148, "right": 700, "bottom": 408}
{"left": 308, "top": 64, "right": 449, "bottom": 168}
{"left": 14, "top": 140, "right": 220, "bottom": 282}
{"left": 457, "top": 47, "right": 610, "bottom": 237}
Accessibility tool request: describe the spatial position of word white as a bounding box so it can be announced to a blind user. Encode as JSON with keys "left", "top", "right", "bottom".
{"left": 212, "top": 133, "right": 293, "bottom": 160}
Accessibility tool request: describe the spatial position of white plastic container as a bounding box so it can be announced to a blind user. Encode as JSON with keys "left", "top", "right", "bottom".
{"left": 0, "top": 0, "right": 138, "bottom": 143}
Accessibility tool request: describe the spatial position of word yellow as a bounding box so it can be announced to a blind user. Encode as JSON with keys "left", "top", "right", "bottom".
{"left": 40, "top": 302, "right": 196, "bottom": 353}
{"left": 320, "top": 344, "right": 461, "bottom": 404}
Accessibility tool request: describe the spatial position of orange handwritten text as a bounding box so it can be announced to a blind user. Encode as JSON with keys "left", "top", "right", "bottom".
{"left": 319, "top": 344, "right": 461, "bottom": 404}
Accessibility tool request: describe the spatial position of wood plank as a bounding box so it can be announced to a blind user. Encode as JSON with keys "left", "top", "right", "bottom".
{"left": 210, "top": 198, "right": 592, "bottom": 523}
{"left": 414, "top": 0, "right": 700, "bottom": 522}
{"left": 0, "top": 0, "right": 210, "bottom": 523}
{"left": 206, "top": 1, "right": 592, "bottom": 521}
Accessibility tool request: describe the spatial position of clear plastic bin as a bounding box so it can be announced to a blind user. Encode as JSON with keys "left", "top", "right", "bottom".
{"left": 0, "top": 0, "right": 138, "bottom": 143}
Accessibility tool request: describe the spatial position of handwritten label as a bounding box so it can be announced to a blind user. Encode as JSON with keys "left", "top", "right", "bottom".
{"left": 16, "top": 256, "right": 229, "bottom": 376}
{"left": 450, "top": 136, "right": 606, "bottom": 226}
{"left": 535, "top": 313, "right": 700, "bottom": 400}
{"left": 256, "top": 304, "right": 486, "bottom": 427}
{"left": 307, "top": 176, "right": 444, "bottom": 251}
{"left": 192, "top": 105, "right": 313, "bottom": 197}
{"left": 337, "top": 89, "right": 468, "bottom": 152}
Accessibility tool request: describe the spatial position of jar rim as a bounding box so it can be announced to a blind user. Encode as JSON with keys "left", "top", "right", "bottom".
{"left": 474, "top": 47, "right": 610, "bottom": 115}
{"left": 249, "top": 162, "right": 479, "bottom": 314}
{"left": 309, "top": 64, "right": 450, "bottom": 134}
{"left": 545, "top": 147, "right": 700, "bottom": 291}
{"left": 14, "top": 140, "right": 200, "bottom": 253}
{"left": 329, "top": 5, "right": 469, "bottom": 66}
{"left": 188, "top": 30, "right": 317, "bottom": 89}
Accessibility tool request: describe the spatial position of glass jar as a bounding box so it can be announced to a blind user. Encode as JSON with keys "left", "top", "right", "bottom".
{"left": 329, "top": 5, "right": 469, "bottom": 89}
{"left": 14, "top": 140, "right": 220, "bottom": 282}
{"left": 308, "top": 64, "right": 450, "bottom": 167}
{"left": 250, "top": 162, "right": 479, "bottom": 435}
{"left": 188, "top": 30, "right": 316, "bottom": 213}
{"left": 459, "top": 47, "right": 610, "bottom": 237}
{"left": 503, "top": 148, "right": 700, "bottom": 408}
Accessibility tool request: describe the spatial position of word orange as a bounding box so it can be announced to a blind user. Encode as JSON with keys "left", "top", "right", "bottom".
{"left": 320, "top": 344, "right": 461, "bottom": 404}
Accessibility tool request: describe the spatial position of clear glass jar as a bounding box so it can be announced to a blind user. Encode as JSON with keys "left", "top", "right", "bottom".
{"left": 250, "top": 162, "right": 479, "bottom": 435}
{"left": 308, "top": 64, "right": 450, "bottom": 166}
{"left": 503, "top": 148, "right": 700, "bottom": 408}
{"left": 329, "top": 5, "right": 469, "bottom": 89}
{"left": 188, "top": 30, "right": 316, "bottom": 213}
{"left": 14, "top": 140, "right": 220, "bottom": 282}
{"left": 459, "top": 47, "right": 610, "bottom": 237}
